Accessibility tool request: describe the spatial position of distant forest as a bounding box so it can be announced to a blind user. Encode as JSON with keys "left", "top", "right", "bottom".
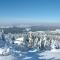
{"left": 0, "top": 25, "right": 60, "bottom": 34}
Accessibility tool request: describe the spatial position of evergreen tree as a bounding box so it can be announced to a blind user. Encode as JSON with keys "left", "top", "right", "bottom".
{"left": 11, "top": 36, "right": 15, "bottom": 44}
{"left": 1, "top": 29, "right": 6, "bottom": 42}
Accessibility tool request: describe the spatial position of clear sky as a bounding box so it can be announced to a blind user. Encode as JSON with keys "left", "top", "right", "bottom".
{"left": 0, "top": 0, "right": 60, "bottom": 24}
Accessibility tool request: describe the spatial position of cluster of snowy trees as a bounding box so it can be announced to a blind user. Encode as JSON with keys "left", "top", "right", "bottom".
{"left": 0, "top": 29, "right": 60, "bottom": 53}
{"left": 10, "top": 31, "right": 60, "bottom": 51}
{"left": 27, "top": 32, "right": 60, "bottom": 50}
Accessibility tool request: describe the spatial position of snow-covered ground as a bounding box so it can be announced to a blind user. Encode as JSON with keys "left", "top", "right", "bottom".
{"left": 0, "top": 55, "right": 15, "bottom": 60}
{"left": 0, "top": 49, "right": 60, "bottom": 60}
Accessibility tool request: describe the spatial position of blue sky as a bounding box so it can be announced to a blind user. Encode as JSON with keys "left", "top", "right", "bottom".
{"left": 0, "top": 0, "right": 60, "bottom": 24}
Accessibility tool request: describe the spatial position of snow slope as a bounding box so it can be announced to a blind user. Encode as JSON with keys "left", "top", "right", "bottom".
{"left": 0, "top": 49, "right": 60, "bottom": 60}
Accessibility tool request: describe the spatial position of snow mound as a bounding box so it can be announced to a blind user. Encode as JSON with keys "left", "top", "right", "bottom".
{"left": 51, "top": 49, "right": 60, "bottom": 52}
{"left": 0, "top": 48, "right": 10, "bottom": 56}
{"left": 28, "top": 49, "right": 38, "bottom": 53}
{"left": 0, "top": 48, "right": 5, "bottom": 55}
{"left": 24, "top": 56, "right": 32, "bottom": 60}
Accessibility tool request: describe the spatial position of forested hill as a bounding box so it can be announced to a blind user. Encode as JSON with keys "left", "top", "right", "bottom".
{"left": 0, "top": 25, "right": 60, "bottom": 34}
{"left": 0, "top": 27, "right": 25, "bottom": 34}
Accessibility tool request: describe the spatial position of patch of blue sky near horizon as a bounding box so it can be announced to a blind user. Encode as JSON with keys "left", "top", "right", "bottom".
{"left": 0, "top": 17, "right": 60, "bottom": 24}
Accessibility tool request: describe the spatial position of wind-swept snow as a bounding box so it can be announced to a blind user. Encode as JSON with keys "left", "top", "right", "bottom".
{"left": 38, "top": 49, "right": 60, "bottom": 60}
{"left": 28, "top": 49, "right": 38, "bottom": 53}
{"left": 23, "top": 56, "right": 32, "bottom": 60}
{"left": 0, "top": 48, "right": 60, "bottom": 60}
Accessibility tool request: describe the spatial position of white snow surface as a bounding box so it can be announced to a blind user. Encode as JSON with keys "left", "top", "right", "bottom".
{"left": 0, "top": 48, "right": 10, "bottom": 56}
{"left": 0, "top": 49, "right": 60, "bottom": 60}
{"left": 0, "top": 55, "right": 15, "bottom": 60}
{"left": 28, "top": 49, "right": 38, "bottom": 53}
{"left": 38, "top": 49, "right": 60, "bottom": 60}
{"left": 0, "top": 48, "right": 5, "bottom": 55}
